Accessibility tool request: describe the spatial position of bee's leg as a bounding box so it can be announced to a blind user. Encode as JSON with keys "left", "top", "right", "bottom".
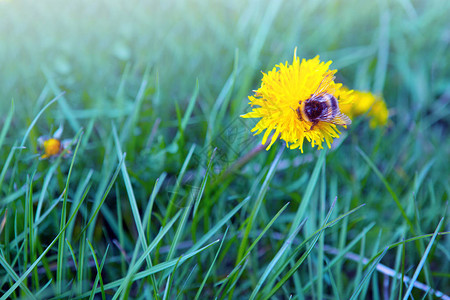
{"left": 296, "top": 107, "right": 302, "bottom": 121}
{"left": 308, "top": 121, "right": 318, "bottom": 131}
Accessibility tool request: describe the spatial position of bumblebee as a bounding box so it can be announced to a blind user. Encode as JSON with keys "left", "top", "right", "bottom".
{"left": 296, "top": 73, "right": 351, "bottom": 130}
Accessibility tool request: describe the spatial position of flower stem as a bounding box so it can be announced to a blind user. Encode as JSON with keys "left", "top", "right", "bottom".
{"left": 215, "top": 135, "right": 273, "bottom": 182}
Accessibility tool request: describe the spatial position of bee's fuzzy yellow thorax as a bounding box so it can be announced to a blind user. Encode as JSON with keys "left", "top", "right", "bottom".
{"left": 298, "top": 101, "right": 311, "bottom": 122}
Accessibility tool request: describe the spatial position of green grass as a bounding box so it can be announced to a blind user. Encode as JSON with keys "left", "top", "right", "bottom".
{"left": 1, "top": 0, "right": 449, "bottom": 299}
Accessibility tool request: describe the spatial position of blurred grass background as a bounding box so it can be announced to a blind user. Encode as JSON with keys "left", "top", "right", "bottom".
{"left": 0, "top": 0, "right": 449, "bottom": 299}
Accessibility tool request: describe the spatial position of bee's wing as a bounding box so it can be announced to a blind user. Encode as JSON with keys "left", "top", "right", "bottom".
{"left": 313, "top": 72, "right": 336, "bottom": 98}
{"left": 317, "top": 110, "right": 352, "bottom": 126}
{"left": 330, "top": 112, "right": 352, "bottom": 126}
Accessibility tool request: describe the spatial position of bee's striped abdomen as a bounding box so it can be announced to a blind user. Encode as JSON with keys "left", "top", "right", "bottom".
{"left": 328, "top": 94, "right": 339, "bottom": 118}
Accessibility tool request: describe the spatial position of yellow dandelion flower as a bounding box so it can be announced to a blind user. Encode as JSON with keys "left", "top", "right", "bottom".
{"left": 241, "top": 49, "right": 353, "bottom": 152}
{"left": 339, "top": 88, "right": 389, "bottom": 128}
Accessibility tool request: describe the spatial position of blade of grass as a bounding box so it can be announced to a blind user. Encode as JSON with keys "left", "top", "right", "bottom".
{"left": 231, "top": 202, "right": 290, "bottom": 274}
{"left": 114, "top": 63, "right": 131, "bottom": 112}
{"left": 411, "top": 159, "right": 435, "bottom": 196}
{"left": 349, "top": 247, "right": 389, "bottom": 300}
{"left": 412, "top": 193, "right": 435, "bottom": 299}
{"left": 250, "top": 219, "right": 307, "bottom": 300}
{"left": 0, "top": 99, "right": 14, "bottom": 150}
{"left": 0, "top": 209, "right": 6, "bottom": 235}
{"left": 35, "top": 279, "right": 53, "bottom": 298}
{"left": 27, "top": 172, "right": 39, "bottom": 291}
{"left": 87, "top": 240, "right": 108, "bottom": 300}
{"left": 173, "top": 80, "right": 199, "bottom": 145}
{"left": 369, "top": 234, "right": 382, "bottom": 300}
{"left": 88, "top": 246, "right": 109, "bottom": 299}
{"left": 219, "top": 260, "right": 249, "bottom": 299}
{"left": 190, "top": 148, "right": 215, "bottom": 244}
{"left": 81, "top": 239, "right": 219, "bottom": 300}
{"left": 0, "top": 142, "right": 18, "bottom": 193}
{"left": 402, "top": 217, "right": 444, "bottom": 300}
{"left": 188, "top": 197, "right": 250, "bottom": 254}
{"left": 264, "top": 212, "right": 372, "bottom": 298}
{"left": 356, "top": 146, "right": 414, "bottom": 234}
{"left": 35, "top": 162, "right": 59, "bottom": 221}
{"left": 235, "top": 146, "right": 284, "bottom": 269}
{"left": 19, "top": 92, "right": 64, "bottom": 148}
{"left": 79, "top": 153, "right": 125, "bottom": 237}
{"left": 0, "top": 177, "right": 87, "bottom": 300}
{"left": 248, "top": 0, "right": 282, "bottom": 67}
{"left": 226, "top": 146, "right": 284, "bottom": 298}
{"left": 1, "top": 183, "right": 25, "bottom": 206}
{"left": 373, "top": 0, "right": 390, "bottom": 93}
{"left": 119, "top": 67, "right": 150, "bottom": 144}
{"left": 192, "top": 149, "right": 215, "bottom": 218}
{"left": 289, "top": 149, "right": 326, "bottom": 237}
{"left": 326, "top": 260, "right": 341, "bottom": 300}
{"left": 56, "top": 131, "right": 83, "bottom": 293}
{"left": 8, "top": 191, "right": 65, "bottom": 250}
{"left": 86, "top": 141, "right": 125, "bottom": 241}
{"left": 77, "top": 231, "right": 87, "bottom": 295}
{"left": 0, "top": 253, "right": 36, "bottom": 299}
{"left": 66, "top": 169, "right": 94, "bottom": 241}
{"left": 195, "top": 227, "right": 229, "bottom": 300}
{"left": 177, "top": 265, "right": 197, "bottom": 299}
{"left": 262, "top": 197, "right": 337, "bottom": 299}
{"left": 174, "top": 79, "right": 200, "bottom": 141}
{"left": 163, "top": 144, "right": 196, "bottom": 226}
{"left": 163, "top": 256, "right": 183, "bottom": 300}
{"left": 42, "top": 68, "right": 80, "bottom": 130}
{"left": 65, "top": 239, "right": 78, "bottom": 271}
{"left": 302, "top": 223, "right": 375, "bottom": 294}
{"left": 317, "top": 155, "right": 326, "bottom": 300}
{"left": 143, "top": 173, "right": 167, "bottom": 241}
{"left": 215, "top": 50, "right": 240, "bottom": 126}
{"left": 353, "top": 234, "right": 366, "bottom": 298}
{"left": 216, "top": 202, "right": 290, "bottom": 298}
{"left": 398, "top": 238, "right": 406, "bottom": 300}
{"left": 56, "top": 130, "right": 83, "bottom": 294}
{"left": 215, "top": 261, "right": 242, "bottom": 298}
{"left": 364, "top": 231, "right": 450, "bottom": 267}
{"left": 322, "top": 232, "right": 450, "bottom": 299}
{"left": 209, "top": 53, "right": 239, "bottom": 130}
{"left": 112, "top": 124, "right": 159, "bottom": 297}
{"left": 112, "top": 210, "right": 183, "bottom": 300}
{"left": 165, "top": 146, "right": 197, "bottom": 263}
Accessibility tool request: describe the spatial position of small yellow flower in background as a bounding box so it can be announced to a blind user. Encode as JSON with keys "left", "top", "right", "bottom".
{"left": 339, "top": 88, "right": 389, "bottom": 128}
{"left": 41, "top": 138, "right": 62, "bottom": 158}
{"left": 241, "top": 49, "right": 353, "bottom": 152}
{"left": 37, "top": 125, "right": 74, "bottom": 160}
{"left": 368, "top": 99, "right": 389, "bottom": 128}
